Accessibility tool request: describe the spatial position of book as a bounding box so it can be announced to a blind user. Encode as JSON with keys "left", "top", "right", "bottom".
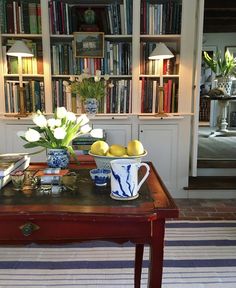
{"left": 34, "top": 169, "right": 69, "bottom": 177}
{"left": 0, "top": 154, "right": 30, "bottom": 177}
{"left": 28, "top": 2, "right": 38, "bottom": 34}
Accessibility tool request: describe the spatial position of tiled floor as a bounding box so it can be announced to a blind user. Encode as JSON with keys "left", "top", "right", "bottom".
{"left": 175, "top": 198, "right": 236, "bottom": 220}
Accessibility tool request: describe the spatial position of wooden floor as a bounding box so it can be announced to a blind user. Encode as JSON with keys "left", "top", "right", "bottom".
{"left": 175, "top": 198, "right": 236, "bottom": 220}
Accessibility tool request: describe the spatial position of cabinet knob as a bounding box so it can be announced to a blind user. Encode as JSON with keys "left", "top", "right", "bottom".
{"left": 140, "top": 130, "right": 143, "bottom": 133}
{"left": 19, "top": 222, "right": 40, "bottom": 237}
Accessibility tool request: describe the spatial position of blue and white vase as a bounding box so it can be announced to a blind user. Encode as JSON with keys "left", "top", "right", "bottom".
{"left": 47, "top": 149, "right": 70, "bottom": 169}
{"left": 83, "top": 98, "right": 98, "bottom": 117}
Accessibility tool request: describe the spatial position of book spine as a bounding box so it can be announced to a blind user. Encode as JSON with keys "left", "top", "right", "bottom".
{"left": 0, "top": 0, "right": 7, "bottom": 33}
{"left": 28, "top": 2, "right": 38, "bottom": 34}
{"left": 21, "top": 0, "right": 30, "bottom": 34}
{"left": 37, "top": 3, "right": 42, "bottom": 34}
{"left": 6, "top": 0, "right": 14, "bottom": 33}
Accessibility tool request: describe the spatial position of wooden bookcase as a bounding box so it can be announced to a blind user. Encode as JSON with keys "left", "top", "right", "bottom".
{"left": 0, "top": 0, "right": 186, "bottom": 116}
{"left": 0, "top": 0, "right": 202, "bottom": 198}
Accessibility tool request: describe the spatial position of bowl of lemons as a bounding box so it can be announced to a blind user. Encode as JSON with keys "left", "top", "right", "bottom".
{"left": 88, "top": 140, "right": 147, "bottom": 169}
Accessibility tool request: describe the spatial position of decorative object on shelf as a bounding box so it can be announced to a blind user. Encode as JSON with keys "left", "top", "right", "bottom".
{"left": 110, "top": 159, "right": 150, "bottom": 200}
{"left": 6, "top": 40, "right": 34, "bottom": 117}
{"left": 203, "top": 49, "right": 236, "bottom": 95}
{"left": 149, "top": 43, "right": 174, "bottom": 117}
{"left": 74, "top": 32, "right": 104, "bottom": 58}
{"left": 83, "top": 98, "right": 98, "bottom": 117}
{"left": 63, "top": 69, "right": 113, "bottom": 116}
{"left": 18, "top": 107, "right": 91, "bottom": 167}
{"left": 80, "top": 8, "right": 99, "bottom": 32}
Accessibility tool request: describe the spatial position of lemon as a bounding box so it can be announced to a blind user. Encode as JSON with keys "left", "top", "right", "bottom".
{"left": 106, "top": 151, "right": 115, "bottom": 157}
{"left": 90, "top": 140, "right": 109, "bottom": 156}
{"left": 109, "top": 144, "right": 126, "bottom": 156}
{"left": 127, "top": 140, "right": 144, "bottom": 156}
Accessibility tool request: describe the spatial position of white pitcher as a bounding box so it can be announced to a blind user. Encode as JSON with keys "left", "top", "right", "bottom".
{"left": 110, "top": 159, "right": 150, "bottom": 200}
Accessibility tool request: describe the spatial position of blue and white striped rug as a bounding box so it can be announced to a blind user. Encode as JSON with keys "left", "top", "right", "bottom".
{"left": 0, "top": 221, "right": 236, "bottom": 288}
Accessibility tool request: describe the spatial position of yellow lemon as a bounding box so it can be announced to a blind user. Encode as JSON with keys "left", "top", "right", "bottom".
{"left": 127, "top": 140, "right": 144, "bottom": 156}
{"left": 106, "top": 151, "right": 115, "bottom": 157}
{"left": 90, "top": 140, "right": 109, "bottom": 156}
{"left": 109, "top": 144, "right": 126, "bottom": 156}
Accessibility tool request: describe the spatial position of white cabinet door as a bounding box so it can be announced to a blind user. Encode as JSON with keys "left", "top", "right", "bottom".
{"left": 4, "top": 124, "right": 46, "bottom": 162}
{"left": 92, "top": 124, "right": 132, "bottom": 146}
{"left": 139, "top": 124, "right": 178, "bottom": 192}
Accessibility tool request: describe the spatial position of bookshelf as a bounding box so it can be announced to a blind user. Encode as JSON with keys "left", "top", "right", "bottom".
{"left": 0, "top": 0, "right": 203, "bottom": 198}
{"left": 0, "top": 0, "right": 184, "bottom": 116}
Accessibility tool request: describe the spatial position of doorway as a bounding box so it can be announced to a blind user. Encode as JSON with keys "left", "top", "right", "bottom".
{"left": 197, "top": 1, "right": 236, "bottom": 170}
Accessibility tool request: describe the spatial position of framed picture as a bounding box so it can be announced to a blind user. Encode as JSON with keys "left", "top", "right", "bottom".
{"left": 74, "top": 32, "right": 104, "bottom": 58}
{"left": 225, "top": 46, "right": 236, "bottom": 57}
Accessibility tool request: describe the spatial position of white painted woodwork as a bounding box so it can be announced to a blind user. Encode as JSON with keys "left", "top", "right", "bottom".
{"left": 0, "top": 1, "right": 205, "bottom": 198}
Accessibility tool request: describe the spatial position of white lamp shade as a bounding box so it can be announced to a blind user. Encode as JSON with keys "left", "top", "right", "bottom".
{"left": 6, "top": 40, "right": 34, "bottom": 57}
{"left": 149, "top": 43, "right": 174, "bottom": 60}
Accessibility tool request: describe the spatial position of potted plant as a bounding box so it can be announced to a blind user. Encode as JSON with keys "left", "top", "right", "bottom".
{"left": 203, "top": 49, "right": 236, "bottom": 95}
{"left": 63, "top": 69, "right": 113, "bottom": 115}
{"left": 19, "top": 107, "right": 91, "bottom": 168}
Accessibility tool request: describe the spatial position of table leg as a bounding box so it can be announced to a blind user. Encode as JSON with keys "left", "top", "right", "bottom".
{"left": 148, "top": 219, "right": 165, "bottom": 288}
{"left": 217, "top": 100, "right": 229, "bottom": 132}
{"left": 135, "top": 243, "right": 144, "bottom": 288}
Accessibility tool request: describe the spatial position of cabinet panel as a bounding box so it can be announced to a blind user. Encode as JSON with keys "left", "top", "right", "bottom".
{"left": 139, "top": 124, "right": 178, "bottom": 192}
{"left": 4, "top": 124, "right": 46, "bottom": 162}
{"left": 92, "top": 124, "right": 132, "bottom": 146}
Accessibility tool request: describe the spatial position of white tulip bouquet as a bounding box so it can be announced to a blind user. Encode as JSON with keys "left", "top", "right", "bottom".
{"left": 19, "top": 107, "right": 91, "bottom": 159}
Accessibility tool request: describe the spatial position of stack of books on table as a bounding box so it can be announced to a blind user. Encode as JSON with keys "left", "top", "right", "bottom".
{"left": 72, "top": 130, "right": 106, "bottom": 155}
{"left": 0, "top": 154, "right": 30, "bottom": 189}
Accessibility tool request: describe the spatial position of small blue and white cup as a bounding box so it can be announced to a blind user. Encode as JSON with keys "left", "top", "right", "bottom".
{"left": 110, "top": 159, "right": 150, "bottom": 200}
{"left": 90, "top": 168, "right": 111, "bottom": 186}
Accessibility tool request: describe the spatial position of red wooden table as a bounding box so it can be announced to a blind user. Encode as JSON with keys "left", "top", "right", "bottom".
{"left": 0, "top": 162, "right": 178, "bottom": 288}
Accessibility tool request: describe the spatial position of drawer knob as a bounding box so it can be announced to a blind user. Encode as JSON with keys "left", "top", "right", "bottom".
{"left": 19, "top": 222, "right": 40, "bottom": 237}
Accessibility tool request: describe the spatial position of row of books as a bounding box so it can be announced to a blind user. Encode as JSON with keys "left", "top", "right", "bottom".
{"left": 0, "top": 154, "right": 30, "bottom": 190}
{"left": 140, "top": 78, "right": 178, "bottom": 113}
{"left": 0, "top": 0, "right": 42, "bottom": 34}
{"left": 5, "top": 80, "right": 45, "bottom": 113}
{"left": 140, "top": 0, "right": 182, "bottom": 35}
{"left": 52, "top": 79, "right": 132, "bottom": 114}
{"left": 140, "top": 42, "right": 179, "bottom": 75}
{"left": 49, "top": 0, "right": 133, "bottom": 35}
{"left": 51, "top": 41, "right": 132, "bottom": 76}
{"left": 2, "top": 39, "right": 43, "bottom": 75}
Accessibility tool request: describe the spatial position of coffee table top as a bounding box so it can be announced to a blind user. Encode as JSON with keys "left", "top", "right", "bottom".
{"left": 0, "top": 162, "right": 179, "bottom": 219}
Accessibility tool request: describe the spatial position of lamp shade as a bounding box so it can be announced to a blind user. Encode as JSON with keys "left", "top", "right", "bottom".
{"left": 6, "top": 40, "right": 34, "bottom": 57}
{"left": 149, "top": 43, "right": 174, "bottom": 60}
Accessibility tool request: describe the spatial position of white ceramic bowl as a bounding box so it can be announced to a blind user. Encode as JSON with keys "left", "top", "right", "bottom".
{"left": 88, "top": 150, "right": 148, "bottom": 169}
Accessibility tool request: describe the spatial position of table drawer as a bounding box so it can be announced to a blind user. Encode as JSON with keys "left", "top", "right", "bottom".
{"left": 0, "top": 216, "right": 152, "bottom": 244}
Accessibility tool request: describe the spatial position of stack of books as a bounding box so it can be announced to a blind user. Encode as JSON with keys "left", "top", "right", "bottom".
{"left": 0, "top": 154, "right": 30, "bottom": 189}
{"left": 72, "top": 131, "right": 106, "bottom": 155}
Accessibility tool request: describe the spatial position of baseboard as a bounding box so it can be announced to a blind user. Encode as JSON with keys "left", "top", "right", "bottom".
{"left": 186, "top": 189, "right": 236, "bottom": 199}
{"left": 186, "top": 176, "right": 236, "bottom": 190}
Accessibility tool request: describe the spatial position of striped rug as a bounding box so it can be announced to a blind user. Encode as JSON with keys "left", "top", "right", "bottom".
{"left": 0, "top": 221, "right": 236, "bottom": 288}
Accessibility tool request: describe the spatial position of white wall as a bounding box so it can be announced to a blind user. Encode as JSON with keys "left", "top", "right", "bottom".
{"left": 203, "top": 33, "right": 236, "bottom": 52}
